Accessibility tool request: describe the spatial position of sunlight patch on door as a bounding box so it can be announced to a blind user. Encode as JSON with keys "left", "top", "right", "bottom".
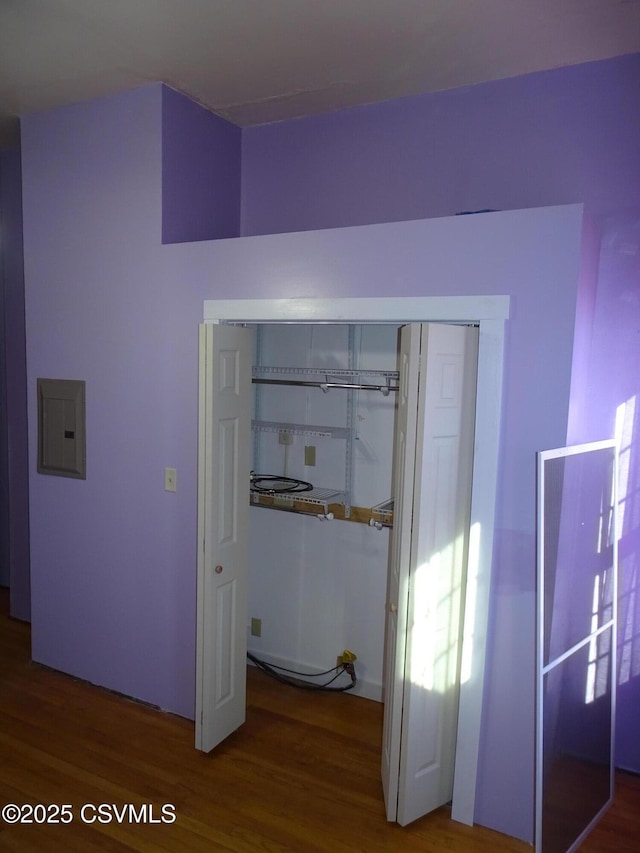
{"left": 409, "top": 534, "right": 465, "bottom": 694}
{"left": 460, "top": 523, "right": 481, "bottom": 685}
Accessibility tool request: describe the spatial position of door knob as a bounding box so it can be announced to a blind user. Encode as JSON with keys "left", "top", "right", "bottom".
{"left": 389, "top": 603, "right": 398, "bottom": 613}
{"left": 214, "top": 565, "right": 223, "bottom": 574}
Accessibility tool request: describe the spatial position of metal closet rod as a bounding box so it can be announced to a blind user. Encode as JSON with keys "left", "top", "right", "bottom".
{"left": 252, "top": 377, "right": 399, "bottom": 394}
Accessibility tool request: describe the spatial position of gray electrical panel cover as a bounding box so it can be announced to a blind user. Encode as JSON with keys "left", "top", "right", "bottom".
{"left": 37, "top": 378, "right": 86, "bottom": 479}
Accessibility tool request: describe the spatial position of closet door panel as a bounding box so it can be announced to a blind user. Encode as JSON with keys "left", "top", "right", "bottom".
{"left": 382, "top": 323, "right": 478, "bottom": 826}
{"left": 196, "top": 323, "right": 252, "bottom": 752}
{"left": 381, "top": 323, "right": 423, "bottom": 821}
{"left": 397, "top": 323, "right": 478, "bottom": 825}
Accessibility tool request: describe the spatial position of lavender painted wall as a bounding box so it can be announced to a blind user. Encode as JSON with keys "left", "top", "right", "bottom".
{"left": 237, "top": 51, "right": 640, "bottom": 830}
{"left": 21, "top": 78, "right": 587, "bottom": 843}
{"left": 162, "top": 86, "right": 241, "bottom": 244}
{"left": 0, "top": 148, "right": 30, "bottom": 619}
{"left": 241, "top": 54, "right": 640, "bottom": 236}
{"left": 566, "top": 214, "right": 600, "bottom": 446}
{"left": 589, "top": 214, "right": 640, "bottom": 773}
{"left": 164, "top": 203, "right": 588, "bottom": 843}
{"left": 21, "top": 85, "right": 203, "bottom": 717}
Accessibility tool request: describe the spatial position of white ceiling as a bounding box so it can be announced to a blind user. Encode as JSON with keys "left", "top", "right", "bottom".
{"left": 1, "top": 0, "right": 639, "bottom": 148}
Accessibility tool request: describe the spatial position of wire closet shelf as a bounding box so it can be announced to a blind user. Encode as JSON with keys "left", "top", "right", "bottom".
{"left": 252, "top": 365, "right": 399, "bottom": 395}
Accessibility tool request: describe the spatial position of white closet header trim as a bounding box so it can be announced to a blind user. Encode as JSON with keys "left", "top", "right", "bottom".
{"left": 203, "top": 295, "right": 509, "bottom": 324}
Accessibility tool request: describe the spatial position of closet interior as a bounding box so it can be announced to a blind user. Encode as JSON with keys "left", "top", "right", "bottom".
{"left": 246, "top": 322, "right": 401, "bottom": 700}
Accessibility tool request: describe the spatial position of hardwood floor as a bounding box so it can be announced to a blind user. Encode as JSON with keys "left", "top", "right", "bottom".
{"left": 0, "top": 587, "right": 637, "bottom": 851}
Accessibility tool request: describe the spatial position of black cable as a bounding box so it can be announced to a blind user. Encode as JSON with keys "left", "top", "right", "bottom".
{"left": 250, "top": 474, "right": 314, "bottom": 494}
{"left": 247, "top": 651, "right": 356, "bottom": 692}
{"left": 252, "top": 658, "right": 354, "bottom": 692}
{"left": 248, "top": 656, "right": 345, "bottom": 678}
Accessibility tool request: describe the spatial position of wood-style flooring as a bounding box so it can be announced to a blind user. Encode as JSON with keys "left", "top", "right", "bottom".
{"left": 0, "top": 588, "right": 638, "bottom": 851}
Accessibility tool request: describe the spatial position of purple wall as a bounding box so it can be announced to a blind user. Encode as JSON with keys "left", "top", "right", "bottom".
{"left": 589, "top": 214, "right": 640, "bottom": 773}
{"left": 162, "top": 87, "right": 241, "bottom": 243}
{"left": 21, "top": 78, "right": 586, "bottom": 842}
{"left": 566, "top": 214, "right": 601, "bottom": 446}
{"left": 238, "top": 51, "right": 640, "bottom": 826}
{"left": 167, "top": 205, "right": 585, "bottom": 843}
{"left": 22, "top": 85, "right": 201, "bottom": 717}
{"left": 0, "top": 148, "right": 30, "bottom": 620}
{"left": 241, "top": 54, "right": 640, "bottom": 236}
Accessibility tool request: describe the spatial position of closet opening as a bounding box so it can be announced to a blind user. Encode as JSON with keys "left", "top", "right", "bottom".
{"left": 196, "top": 294, "right": 509, "bottom": 827}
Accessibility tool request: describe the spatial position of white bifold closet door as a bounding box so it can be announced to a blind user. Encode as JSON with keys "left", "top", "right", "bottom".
{"left": 196, "top": 323, "right": 252, "bottom": 752}
{"left": 196, "top": 321, "right": 478, "bottom": 829}
{"left": 382, "top": 322, "right": 478, "bottom": 825}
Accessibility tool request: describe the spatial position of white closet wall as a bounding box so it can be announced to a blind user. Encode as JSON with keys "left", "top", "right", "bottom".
{"left": 247, "top": 324, "right": 399, "bottom": 699}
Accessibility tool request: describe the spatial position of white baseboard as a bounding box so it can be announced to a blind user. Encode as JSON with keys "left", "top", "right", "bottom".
{"left": 247, "top": 647, "right": 383, "bottom": 703}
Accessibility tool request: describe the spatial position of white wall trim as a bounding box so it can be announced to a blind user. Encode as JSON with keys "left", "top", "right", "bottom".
{"left": 203, "top": 295, "right": 509, "bottom": 826}
{"left": 204, "top": 295, "right": 509, "bottom": 324}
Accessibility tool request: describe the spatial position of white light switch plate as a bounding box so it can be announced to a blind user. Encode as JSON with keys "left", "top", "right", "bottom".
{"left": 164, "top": 467, "right": 177, "bottom": 492}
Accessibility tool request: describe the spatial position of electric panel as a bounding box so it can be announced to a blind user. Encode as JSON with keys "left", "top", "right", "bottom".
{"left": 37, "top": 378, "right": 86, "bottom": 479}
